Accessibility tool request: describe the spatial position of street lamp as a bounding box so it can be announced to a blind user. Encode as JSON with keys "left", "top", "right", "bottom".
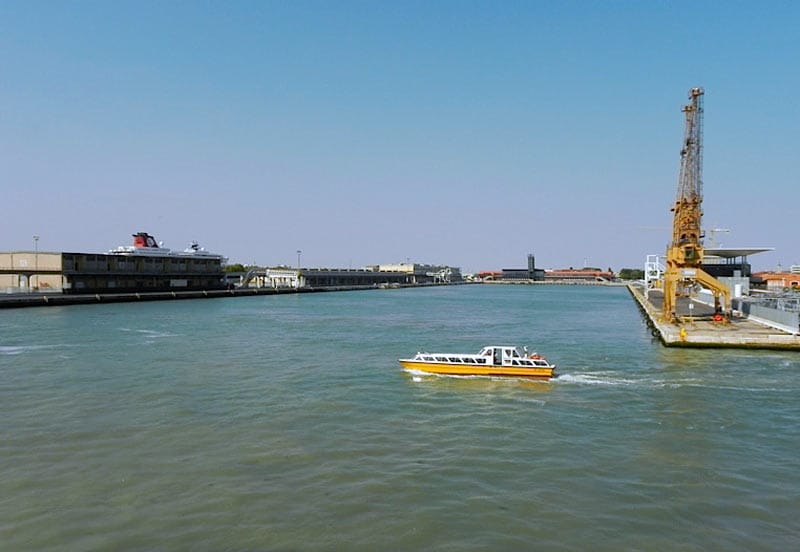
{"left": 296, "top": 250, "right": 302, "bottom": 289}
{"left": 33, "top": 235, "right": 39, "bottom": 291}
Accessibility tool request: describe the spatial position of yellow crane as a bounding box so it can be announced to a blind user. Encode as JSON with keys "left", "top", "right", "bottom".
{"left": 661, "top": 87, "right": 731, "bottom": 323}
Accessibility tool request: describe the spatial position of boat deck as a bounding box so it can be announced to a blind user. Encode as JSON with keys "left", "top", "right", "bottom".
{"left": 628, "top": 284, "right": 800, "bottom": 350}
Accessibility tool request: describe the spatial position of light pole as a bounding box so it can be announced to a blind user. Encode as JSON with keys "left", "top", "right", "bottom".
{"left": 296, "top": 250, "right": 302, "bottom": 289}
{"left": 33, "top": 235, "right": 39, "bottom": 291}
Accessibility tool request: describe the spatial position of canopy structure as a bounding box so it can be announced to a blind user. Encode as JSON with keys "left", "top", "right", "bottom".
{"left": 704, "top": 247, "right": 774, "bottom": 259}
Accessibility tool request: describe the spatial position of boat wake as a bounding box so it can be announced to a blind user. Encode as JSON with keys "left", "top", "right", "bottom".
{"left": 555, "top": 373, "right": 641, "bottom": 387}
{"left": 0, "top": 344, "right": 63, "bottom": 356}
{"left": 556, "top": 372, "right": 713, "bottom": 390}
{"left": 405, "top": 368, "right": 482, "bottom": 381}
{"left": 119, "top": 328, "right": 180, "bottom": 340}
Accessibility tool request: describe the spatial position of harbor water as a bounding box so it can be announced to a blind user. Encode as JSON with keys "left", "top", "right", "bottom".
{"left": 1, "top": 285, "right": 799, "bottom": 550}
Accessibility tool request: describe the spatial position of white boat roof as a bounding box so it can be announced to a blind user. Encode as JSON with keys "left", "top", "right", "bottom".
{"left": 483, "top": 345, "right": 525, "bottom": 349}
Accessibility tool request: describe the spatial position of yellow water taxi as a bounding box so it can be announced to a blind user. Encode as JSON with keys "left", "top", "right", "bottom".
{"left": 399, "top": 345, "right": 556, "bottom": 379}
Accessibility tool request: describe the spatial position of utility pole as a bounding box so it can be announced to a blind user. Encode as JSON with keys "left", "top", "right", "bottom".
{"left": 296, "top": 250, "right": 302, "bottom": 289}
{"left": 33, "top": 235, "right": 39, "bottom": 291}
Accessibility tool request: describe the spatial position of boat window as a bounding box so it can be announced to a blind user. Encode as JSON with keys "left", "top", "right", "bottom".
{"left": 435, "top": 356, "right": 447, "bottom": 362}
{"left": 512, "top": 360, "right": 519, "bottom": 366}
{"left": 465, "top": 358, "right": 474, "bottom": 363}
{"left": 476, "top": 358, "right": 485, "bottom": 364}
{"left": 448, "top": 357, "right": 459, "bottom": 363}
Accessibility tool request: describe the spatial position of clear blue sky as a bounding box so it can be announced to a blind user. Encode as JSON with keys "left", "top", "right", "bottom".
{"left": 2, "top": 1, "right": 797, "bottom": 272}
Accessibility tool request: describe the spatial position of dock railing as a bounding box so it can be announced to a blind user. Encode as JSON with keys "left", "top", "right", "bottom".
{"left": 735, "top": 297, "right": 800, "bottom": 335}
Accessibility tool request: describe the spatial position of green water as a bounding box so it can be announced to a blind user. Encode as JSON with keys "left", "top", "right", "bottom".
{"left": 1, "top": 285, "right": 798, "bottom": 550}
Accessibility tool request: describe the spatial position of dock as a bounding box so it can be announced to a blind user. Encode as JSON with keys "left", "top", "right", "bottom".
{"left": 628, "top": 284, "right": 800, "bottom": 350}
{"left": 0, "top": 282, "right": 459, "bottom": 310}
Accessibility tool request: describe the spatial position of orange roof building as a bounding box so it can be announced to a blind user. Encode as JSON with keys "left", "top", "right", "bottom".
{"left": 753, "top": 272, "right": 800, "bottom": 290}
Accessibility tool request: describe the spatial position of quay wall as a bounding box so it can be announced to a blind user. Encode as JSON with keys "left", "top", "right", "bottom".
{"left": 0, "top": 282, "right": 469, "bottom": 310}
{"left": 627, "top": 284, "right": 800, "bottom": 350}
{"left": 482, "top": 279, "right": 627, "bottom": 286}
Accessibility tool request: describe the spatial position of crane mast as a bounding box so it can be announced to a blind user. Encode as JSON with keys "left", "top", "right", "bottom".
{"left": 673, "top": 87, "right": 704, "bottom": 258}
{"left": 662, "top": 87, "right": 731, "bottom": 322}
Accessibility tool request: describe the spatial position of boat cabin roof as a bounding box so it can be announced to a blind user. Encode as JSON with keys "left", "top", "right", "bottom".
{"left": 478, "top": 346, "right": 529, "bottom": 357}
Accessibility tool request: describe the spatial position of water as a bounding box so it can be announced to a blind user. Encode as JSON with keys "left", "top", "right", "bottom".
{"left": 1, "top": 285, "right": 799, "bottom": 550}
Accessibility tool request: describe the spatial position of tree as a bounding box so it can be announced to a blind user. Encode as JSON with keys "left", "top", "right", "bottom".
{"left": 617, "top": 268, "right": 644, "bottom": 280}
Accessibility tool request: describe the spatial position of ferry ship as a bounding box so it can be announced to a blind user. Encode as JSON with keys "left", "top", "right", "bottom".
{"left": 109, "top": 232, "right": 226, "bottom": 261}
{"left": 399, "top": 345, "right": 556, "bottom": 379}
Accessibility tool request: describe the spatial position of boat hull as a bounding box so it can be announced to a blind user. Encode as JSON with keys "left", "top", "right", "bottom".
{"left": 399, "top": 360, "right": 555, "bottom": 379}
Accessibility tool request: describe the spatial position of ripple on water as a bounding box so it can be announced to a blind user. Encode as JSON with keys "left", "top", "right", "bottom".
{"left": 1, "top": 286, "right": 799, "bottom": 549}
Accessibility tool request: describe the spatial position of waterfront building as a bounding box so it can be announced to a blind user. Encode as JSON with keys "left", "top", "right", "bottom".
{"left": 752, "top": 271, "right": 800, "bottom": 291}
{"left": 502, "top": 254, "right": 545, "bottom": 281}
{"left": 366, "top": 263, "right": 463, "bottom": 284}
{"left": 237, "top": 264, "right": 462, "bottom": 289}
{"left": 300, "top": 268, "right": 411, "bottom": 288}
{"left": 0, "top": 251, "right": 63, "bottom": 292}
{"left": 544, "top": 268, "right": 614, "bottom": 282}
{"left": 700, "top": 247, "right": 773, "bottom": 297}
{"left": 1, "top": 249, "right": 225, "bottom": 294}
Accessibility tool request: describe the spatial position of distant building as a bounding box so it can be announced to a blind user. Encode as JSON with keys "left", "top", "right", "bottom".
{"left": 476, "top": 271, "right": 503, "bottom": 280}
{"left": 366, "top": 263, "right": 463, "bottom": 284}
{"left": 702, "top": 247, "right": 773, "bottom": 297}
{"left": 238, "top": 263, "right": 463, "bottom": 289}
{"left": 752, "top": 272, "right": 800, "bottom": 291}
{"left": 300, "top": 268, "right": 412, "bottom": 288}
{"left": 500, "top": 254, "right": 545, "bottom": 281}
{"left": 544, "top": 268, "right": 614, "bottom": 282}
{"left": 0, "top": 250, "right": 225, "bottom": 294}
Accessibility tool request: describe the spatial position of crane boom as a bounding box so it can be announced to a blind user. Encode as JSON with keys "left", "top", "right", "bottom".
{"left": 672, "top": 87, "right": 704, "bottom": 255}
{"left": 661, "top": 87, "right": 731, "bottom": 323}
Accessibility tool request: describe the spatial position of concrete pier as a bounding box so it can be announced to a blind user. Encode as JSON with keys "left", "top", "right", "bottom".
{"left": 0, "top": 282, "right": 463, "bottom": 310}
{"left": 628, "top": 284, "right": 800, "bottom": 350}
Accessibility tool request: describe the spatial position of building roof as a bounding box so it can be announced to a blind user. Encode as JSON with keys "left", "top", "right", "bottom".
{"left": 704, "top": 247, "right": 774, "bottom": 259}
{"left": 753, "top": 271, "right": 800, "bottom": 280}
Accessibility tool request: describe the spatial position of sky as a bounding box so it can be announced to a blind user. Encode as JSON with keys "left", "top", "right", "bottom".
{"left": 1, "top": 1, "right": 798, "bottom": 273}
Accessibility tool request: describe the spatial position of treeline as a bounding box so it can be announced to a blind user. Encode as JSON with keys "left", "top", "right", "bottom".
{"left": 616, "top": 268, "right": 644, "bottom": 280}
